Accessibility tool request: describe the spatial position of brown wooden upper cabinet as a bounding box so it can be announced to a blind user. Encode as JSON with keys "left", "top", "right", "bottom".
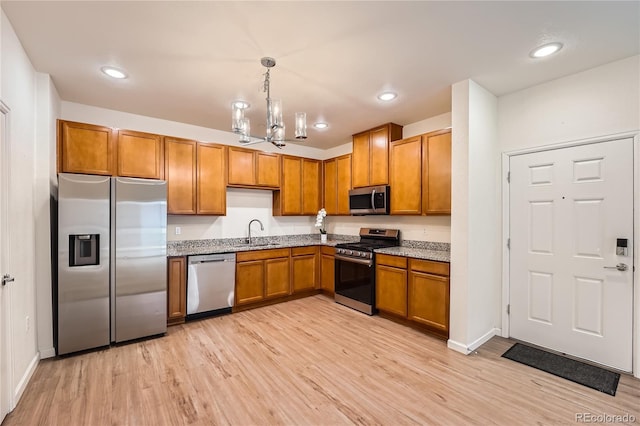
{"left": 273, "top": 156, "right": 321, "bottom": 216}
{"left": 164, "top": 138, "right": 227, "bottom": 215}
{"left": 422, "top": 130, "right": 452, "bottom": 215}
{"left": 389, "top": 129, "right": 451, "bottom": 215}
{"left": 197, "top": 143, "right": 227, "bottom": 215}
{"left": 322, "top": 154, "right": 352, "bottom": 215}
{"left": 57, "top": 120, "right": 116, "bottom": 176}
{"left": 165, "top": 137, "right": 197, "bottom": 214}
{"left": 389, "top": 136, "right": 422, "bottom": 215}
{"left": 117, "top": 129, "right": 164, "bottom": 179}
{"left": 351, "top": 123, "right": 403, "bottom": 188}
{"left": 227, "top": 146, "right": 280, "bottom": 188}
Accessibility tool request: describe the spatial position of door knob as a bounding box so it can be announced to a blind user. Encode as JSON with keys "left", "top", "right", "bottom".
{"left": 603, "top": 263, "right": 628, "bottom": 272}
{"left": 2, "top": 274, "right": 15, "bottom": 286}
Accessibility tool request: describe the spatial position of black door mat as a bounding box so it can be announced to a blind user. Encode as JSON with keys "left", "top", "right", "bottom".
{"left": 502, "top": 343, "right": 620, "bottom": 396}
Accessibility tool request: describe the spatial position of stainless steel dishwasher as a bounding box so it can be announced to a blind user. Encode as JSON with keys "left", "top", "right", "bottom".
{"left": 186, "top": 253, "right": 236, "bottom": 320}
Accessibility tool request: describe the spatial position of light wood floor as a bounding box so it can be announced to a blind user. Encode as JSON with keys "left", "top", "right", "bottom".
{"left": 4, "top": 295, "right": 640, "bottom": 426}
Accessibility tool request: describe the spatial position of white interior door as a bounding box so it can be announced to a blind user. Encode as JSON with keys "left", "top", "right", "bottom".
{"left": 509, "top": 138, "right": 634, "bottom": 372}
{"left": 0, "top": 102, "right": 11, "bottom": 421}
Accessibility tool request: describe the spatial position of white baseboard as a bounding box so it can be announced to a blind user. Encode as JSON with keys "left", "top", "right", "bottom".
{"left": 39, "top": 347, "right": 55, "bottom": 359}
{"left": 468, "top": 328, "right": 500, "bottom": 352}
{"left": 447, "top": 339, "right": 471, "bottom": 354}
{"left": 447, "top": 328, "right": 501, "bottom": 355}
{"left": 12, "top": 353, "right": 39, "bottom": 410}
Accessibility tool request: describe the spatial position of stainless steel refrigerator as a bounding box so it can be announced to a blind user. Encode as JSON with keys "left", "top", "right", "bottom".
{"left": 56, "top": 173, "right": 167, "bottom": 355}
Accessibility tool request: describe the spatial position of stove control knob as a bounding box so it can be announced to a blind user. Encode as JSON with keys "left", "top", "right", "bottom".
{"left": 360, "top": 252, "right": 367, "bottom": 257}
{"left": 347, "top": 250, "right": 353, "bottom": 256}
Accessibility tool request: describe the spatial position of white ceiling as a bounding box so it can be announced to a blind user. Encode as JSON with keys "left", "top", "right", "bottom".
{"left": 2, "top": 1, "right": 639, "bottom": 149}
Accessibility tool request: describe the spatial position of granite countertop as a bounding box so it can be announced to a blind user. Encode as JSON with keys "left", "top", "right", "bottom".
{"left": 167, "top": 234, "right": 357, "bottom": 257}
{"left": 374, "top": 246, "right": 450, "bottom": 263}
{"left": 168, "top": 234, "right": 451, "bottom": 263}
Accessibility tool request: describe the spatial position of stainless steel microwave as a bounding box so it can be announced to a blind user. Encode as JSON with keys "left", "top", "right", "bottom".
{"left": 349, "top": 185, "right": 390, "bottom": 215}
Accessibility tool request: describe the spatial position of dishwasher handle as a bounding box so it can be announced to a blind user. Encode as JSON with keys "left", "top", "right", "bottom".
{"left": 188, "top": 254, "right": 236, "bottom": 265}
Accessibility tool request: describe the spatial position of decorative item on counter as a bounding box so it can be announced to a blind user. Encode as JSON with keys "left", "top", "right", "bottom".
{"left": 315, "top": 208, "right": 327, "bottom": 242}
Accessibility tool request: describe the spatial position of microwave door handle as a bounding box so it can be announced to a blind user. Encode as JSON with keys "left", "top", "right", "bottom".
{"left": 371, "top": 189, "right": 376, "bottom": 210}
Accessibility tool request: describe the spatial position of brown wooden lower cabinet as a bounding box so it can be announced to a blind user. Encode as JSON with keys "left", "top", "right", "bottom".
{"left": 375, "top": 254, "right": 450, "bottom": 338}
{"left": 291, "top": 246, "right": 319, "bottom": 293}
{"left": 408, "top": 259, "right": 450, "bottom": 335}
{"left": 320, "top": 246, "right": 335, "bottom": 293}
{"left": 167, "top": 256, "right": 187, "bottom": 325}
{"left": 375, "top": 254, "right": 408, "bottom": 317}
{"left": 265, "top": 257, "right": 291, "bottom": 298}
{"left": 236, "top": 248, "right": 291, "bottom": 305}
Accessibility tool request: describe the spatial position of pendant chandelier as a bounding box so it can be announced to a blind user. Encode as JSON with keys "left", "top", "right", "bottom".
{"left": 231, "top": 57, "right": 307, "bottom": 149}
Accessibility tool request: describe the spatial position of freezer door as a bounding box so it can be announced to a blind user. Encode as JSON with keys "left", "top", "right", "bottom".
{"left": 57, "top": 173, "right": 110, "bottom": 355}
{"left": 112, "top": 177, "right": 167, "bottom": 342}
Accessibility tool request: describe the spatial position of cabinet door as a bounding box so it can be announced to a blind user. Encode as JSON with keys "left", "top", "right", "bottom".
{"left": 167, "top": 257, "right": 186, "bottom": 325}
{"left": 369, "top": 126, "right": 390, "bottom": 186}
{"left": 302, "top": 159, "right": 321, "bottom": 215}
{"left": 236, "top": 260, "right": 264, "bottom": 305}
{"left": 408, "top": 270, "right": 449, "bottom": 334}
{"left": 58, "top": 120, "right": 115, "bottom": 175}
{"left": 390, "top": 136, "right": 422, "bottom": 215}
{"left": 165, "top": 138, "right": 196, "bottom": 214}
{"left": 376, "top": 264, "right": 408, "bottom": 317}
{"left": 265, "top": 257, "right": 290, "bottom": 298}
{"left": 292, "top": 254, "right": 317, "bottom": 293}
{"left": 323, "top": 159, "right": 337, "bottom": 215}
{"left": 351, "top": 132, "right": 370, "bottom": 188}
{"left": 197, "top": 143, "right": 226, "bottom": 215}
{"left": 336, "top": 155, "right": 352, "bottom": 215}
{"left": 423, "top": 131, "right": 452, "bottom": 214}
{"left": 228, "top": 147, "right": 256, "bottom": 186}
{"left": 117, "top": 129, "right": 164, "bottom": 179}
{"left": 256, "top": 152, "right": 280, "bottom": 188}
{"left": 281, "top": 156, "right": 302, "bottom": 215}
{"left": 320, "top": 253, "right": 335, "bottom": 292}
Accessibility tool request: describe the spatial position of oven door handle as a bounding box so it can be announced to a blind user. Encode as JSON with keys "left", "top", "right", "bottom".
{"left": 335, "top": 254, "right": 373, "bottom": 266}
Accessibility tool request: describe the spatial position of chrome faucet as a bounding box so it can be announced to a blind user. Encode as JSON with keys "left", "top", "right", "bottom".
{"left": 247, "top": 219, "right": 264, "bottom": 245}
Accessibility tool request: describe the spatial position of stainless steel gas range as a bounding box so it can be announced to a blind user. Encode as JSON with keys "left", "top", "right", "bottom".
{"left": 334, "top": 228, "right": 400, "bottom": 315}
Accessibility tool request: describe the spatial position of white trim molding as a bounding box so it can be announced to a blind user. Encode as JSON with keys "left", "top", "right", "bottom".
{"left": 448, "top": 328, "right": 501, "bottom": 355}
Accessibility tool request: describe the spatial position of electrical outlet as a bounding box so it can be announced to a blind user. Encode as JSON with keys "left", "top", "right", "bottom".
{"left": 423, "top": 228, "right": 428, "bottom": 235}
{"left": 26, "top": 316, "right": 30, "bottom": 332}
{"left": 175, "top": 226, "right": 181, "bottom": 235}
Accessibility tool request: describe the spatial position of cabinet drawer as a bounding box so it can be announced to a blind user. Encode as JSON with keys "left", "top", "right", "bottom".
{"left": 409, "top": 259, "right": 449, "bottom": 276}
{"left": 291, "top": 246, "right": 317, "bottom": 256}
{"left": 236, "top": 248, "right": 290, "bottom": 262}
{"left": 320, "top": 246, "right": 336, "bottom": 256}
{"left": 376, "top": 253, "right": 407, "bottom": 269}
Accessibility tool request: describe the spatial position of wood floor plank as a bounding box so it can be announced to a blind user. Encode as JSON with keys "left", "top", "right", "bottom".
{"left": 4, "top": 295, "right": 639, "bottom": 425}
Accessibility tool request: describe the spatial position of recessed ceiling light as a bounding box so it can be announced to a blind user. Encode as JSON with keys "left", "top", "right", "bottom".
{"left": 314, "top": 122, "right": 329, "bottom": 129}
{"left": 530, "top": 42, "right": 563, "bottom": 58}
{"left": 232, "top": 100, "right": 250, "bottom": 109}
{"left": 377, "top": 92, "right": 397, "bottom": 101}
{"left": 101, "top": 66, "right": 128, "bottom": 79}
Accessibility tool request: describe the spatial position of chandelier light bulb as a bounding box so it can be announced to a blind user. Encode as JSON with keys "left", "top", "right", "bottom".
{"left": 295, "top": 112, "right": 307, "bottom": 139}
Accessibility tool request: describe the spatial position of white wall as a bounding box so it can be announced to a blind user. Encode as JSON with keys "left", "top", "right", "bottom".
{"left": 34, "top": 74, "right": 59, "bottom": 359}
{"left": 449, "top": 80, "right": 500, "bottom": 354}
{"left": 499, "top": 55, "right": 639, "bottom": 151}
{"left": 1, "top": 10, "right": 42, "bottom": 407}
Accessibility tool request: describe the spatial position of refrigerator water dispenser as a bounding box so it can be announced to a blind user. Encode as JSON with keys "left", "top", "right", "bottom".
{"left": 69, "top": 234, "right": 99, "bottom": 266}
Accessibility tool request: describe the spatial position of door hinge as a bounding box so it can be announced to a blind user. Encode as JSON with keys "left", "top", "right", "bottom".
{"left": 507, "top": 171, "right": 510, "bottom": 183}
{"left": 507, "top": 238, "right": 510, "bottom": 250}
{"left": 507, "top": 304, "right": 510, "bottom": 315}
